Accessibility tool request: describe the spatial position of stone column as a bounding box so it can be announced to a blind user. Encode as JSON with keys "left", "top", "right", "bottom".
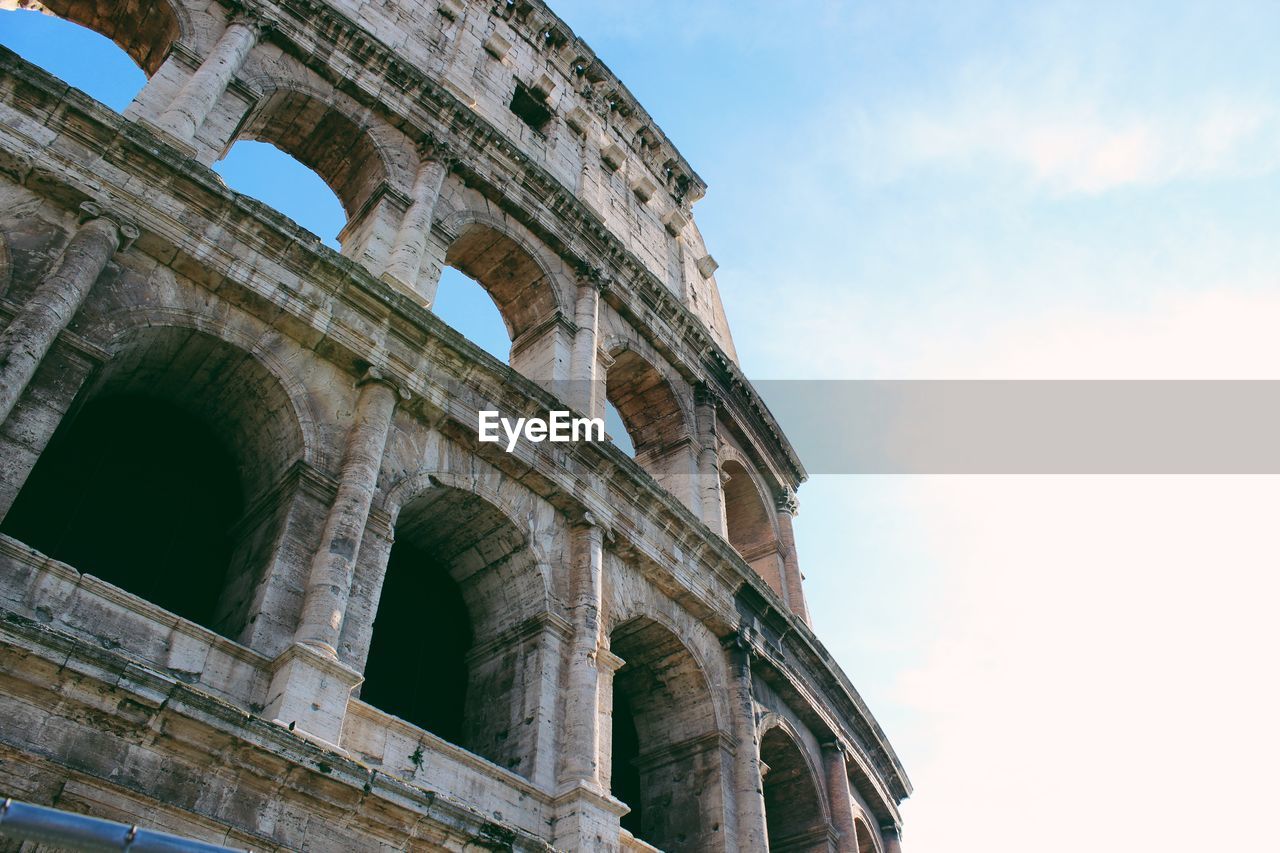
{"left": 559, "top": 513, "right": 606, "bottom": 788}
{"left": 569, "top": 269, "right": 604, "bottom": 416}
{"left": 294, "top": 368, "right": 405, "bottom": 657}
{"left": 695, "top": 383, "right": 723, "bottom": 533}
{"left": 822, "top": 741, "right": 859, "bottom": 853}
{"left": 726, "top": 630, "right": 768, "bottom": 850}
{"left": 380, "top": 141, "right": 453, "bottom": 294}
{"left": 0, "top": 203, "right": 135, "bottom": 428}
{"left": 881, "top": 822, "right": 904, "bottom": 853}
{"left": 776, "top": 487, "right": 811, "bottom": 625}
{"left": 154, "top": 13, "right": 263, "bottom": 145}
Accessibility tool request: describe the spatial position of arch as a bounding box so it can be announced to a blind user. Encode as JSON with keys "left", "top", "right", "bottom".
{"left": 362, "top": 478, "right": 553, "bottom": 779}
{"left": 0, "top": 325, "right": 307, "bottom": 644}
{"left": 19, "top": 0, "right": 183, "bottom": 76}
{"left": 604, "top": 345, "right": 691, "bottom": 456}
{"left": 609, "top": 615, "right": 727, "bottom": 851}
{"left": 853, "top": 815, "right": 880, "bottom": 853}
{"left": 439, "top": 213, "right": 564, "bottom": 343}
{"left": 722, "top": 457, "right": 785, "bottom": 596}
{"left": 229, "top": 86, "right": 393, "bottom": 221}
{"left": 759, "top": 722, "right": 831, "bottom": 853}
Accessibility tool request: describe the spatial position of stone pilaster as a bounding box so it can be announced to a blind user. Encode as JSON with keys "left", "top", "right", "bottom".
{"left": 775, "top": 487, "right": 811, "bottom": 625}
{"left": 559, "top": 512, "right": 606, "bottom": 788}
{"left": 822, "top": 740, "right": 859, "bottom": 853}
{"left": 726, "top": 629, "right": 768, "bottom": 851}
{"left": 695, "top": 383, "right": 724, "bottom": 533}
{"left": 0, "top": 203, "right": 135, "bottom": 428}
{"left": 294, "top": 368, "right": 405, "bottom": 656}
{"left": 153, "top": 13, "right": 264, "bottom": 146}
{"left": 381, "top": 140, "right": 454, "bottom": 296}
{"left": 569, "top": 267, "right": 605, "bottom": 417}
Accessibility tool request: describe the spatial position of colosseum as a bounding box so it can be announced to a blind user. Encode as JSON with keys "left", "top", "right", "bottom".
{"left": 0, "top": 0, "right": 910, "bottom": 850}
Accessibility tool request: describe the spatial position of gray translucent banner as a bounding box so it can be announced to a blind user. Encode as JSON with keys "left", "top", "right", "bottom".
{"left": 751, "top": 381, "right": 1280, "bottom": 474}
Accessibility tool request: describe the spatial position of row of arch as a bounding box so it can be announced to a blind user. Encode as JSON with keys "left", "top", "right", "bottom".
{"left": 0, "top": 305, "right": 872, "bottom": 850}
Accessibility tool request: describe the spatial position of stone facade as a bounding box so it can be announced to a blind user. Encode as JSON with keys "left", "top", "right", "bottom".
{"left": 0, "top": 0, "right": 910, "bottom": 850}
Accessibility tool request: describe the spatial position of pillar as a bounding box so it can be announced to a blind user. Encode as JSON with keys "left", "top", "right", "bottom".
{"left": 568, "top": 269, "right": 603, "bottom": 416}
{"left": 0, "top": 203, "right": 135, "bottom": 428}
{"left": 776, "top": 487, "right": 811, "bottom": 625}
{"left": 294, "top": 368, "right": 405, "bottom": 656}
{"left": 153, "top": 13, "right": 263, "bottom": 145}
{"left": 559, "top": 513, "right": 606, "bottom": 788}
{"left": 380, "top": 141, "right": 453, "bottom": 295}
{"left": 822, "top": 741, "right": 859, "bottom": 853}
{"left": 695, "top": 383, "right": 723, "bottom": 533}
{"left": 726, "top": 630, "right": 768, "bottom": 850}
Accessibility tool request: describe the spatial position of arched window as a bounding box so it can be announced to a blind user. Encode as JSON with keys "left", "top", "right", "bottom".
{"left": 760, "top": 726, "right": 829, "bottom": 852}
{"left": 854, "top": 816, "right": 879, "bottom": 853}
{"left": 609, "top": 617, "right": 726, "bottom": 850}
{"left": 0, "top": 327, "right": 305, "bottom": 644}
{"left": 0, "top": 4, "right": 156, "bottom": 111}
{"left": 214, "top": 141, "right": 346, "bottom": 248}
{"left": 604, "top": 348, "right": 695, "bottom": 502}
{"left": 722, "top": 459, "right": 785, "bottom": 596}
{"left": 441, "top": 223, "right": 563, "bottom": 378}
{"left": 432, "top": 266, "right": 511, "bottom": 363}
{"left": 361, "top": 485, "right": 547, "bottom": 779}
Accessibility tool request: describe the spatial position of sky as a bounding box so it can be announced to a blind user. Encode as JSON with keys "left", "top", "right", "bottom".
{"left": 4, "top": 3, "right": 1280, "bottom": 850}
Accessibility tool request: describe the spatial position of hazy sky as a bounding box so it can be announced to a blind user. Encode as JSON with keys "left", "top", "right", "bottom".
{"left": 5, "top": 3, "right": 1280, "bottom": 849}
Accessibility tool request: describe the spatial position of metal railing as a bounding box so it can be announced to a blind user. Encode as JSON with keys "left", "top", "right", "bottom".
{"left": 0, "top": 798, "right": 247, "bottom": 852}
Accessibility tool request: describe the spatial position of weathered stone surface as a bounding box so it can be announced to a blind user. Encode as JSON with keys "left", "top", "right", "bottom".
{"left": 0, "top": 1, "right": 909, "bottom": 850}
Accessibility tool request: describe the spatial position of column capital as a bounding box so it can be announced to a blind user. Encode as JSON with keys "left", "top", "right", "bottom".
{"left": 820, "top": 738, "right": 850, "bottom": 757}
{"left": 78, "top": 202, "right": 140, "bottom": 252}
{"left": 694, "top": 381, "right": 721, "bottom": 410}
{"left": 416, "top": 133, "right": 459, "bottom": 168}
{"left": 225, "top": 3, "right": 273, "bottom": 35}
{"left": 356, "top": 365, "right": 410, "bottom": 401}
{"left": 775, "top": 486, "right": 799, "bottom": 516}
{"left": 574, "top": 264, "right": 612, "bottom": 294}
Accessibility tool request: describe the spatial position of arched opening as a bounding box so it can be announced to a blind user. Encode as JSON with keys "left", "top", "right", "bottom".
{"left": 214, "top": 141, "right": 346, "bottom": 248}
{"left": 0, "top": 327, "right": 305, "bottom": 641}
{"left": 609, "top": 617, "right": 726, "bottom": 851}
{"left": 442, "top": 223, "right": 563, "bottom": 377}
{"left": 0, "top": 5, "right": 157, "bottom": 112}
{"left": 604, "top": 348, "right": 695, "bottom": 503}
{"left": 602, "top": 398, "right": 635, "bottom": 456}
{"left": 722, "top": 459, "right": 785, "bottom": 596}
{"left": 760, "top": 726, "right": 830, "bottom": 853}
{"left": 854, "top": 816, "right": 878, "bottom": 853}
{"left": 362, "top": 484, "right": 547, "bottom": 778}
{"left": 216, "top": 89, "right": 387, "bottom": 249}
{"left": 432, "top": 266, "right": 511, "bottom": 363}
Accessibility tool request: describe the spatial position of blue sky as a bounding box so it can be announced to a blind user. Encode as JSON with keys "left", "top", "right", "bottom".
{"left": 5, "top": 4, "right": 1280, "bottom": 848}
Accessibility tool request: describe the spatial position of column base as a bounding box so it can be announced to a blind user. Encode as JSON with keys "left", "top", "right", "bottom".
{"left": 263, "top": 642, "right": 362, "bottom": 752}
{"left": 135, "top": 117, "right": 199, "bottom": 159}
{"left": 551, "top": 781, "right": 630, "bottom": 853}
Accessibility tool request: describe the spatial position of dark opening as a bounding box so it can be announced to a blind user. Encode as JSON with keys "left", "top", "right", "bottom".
{"left": 611, "top": 689, "right": 644, "bottom": 835}
{"left": 510, "top": 82, "right": 553, "bottom": 133}
{"left": 360, "top": 538, "right": 473, "bottom": 741}
{"left": 761, "top": 727, "right": 827, "bottom": 852}
{"left": 1, "top": 395, "right": 243, "bottom": 628}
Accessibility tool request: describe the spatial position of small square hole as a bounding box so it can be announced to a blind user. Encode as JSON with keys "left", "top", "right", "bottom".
{"left": 510, "top": 83, "right": 553, "bottom": 134}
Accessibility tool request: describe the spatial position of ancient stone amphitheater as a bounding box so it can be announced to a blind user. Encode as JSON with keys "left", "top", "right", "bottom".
{"left": 0, "top": 0, "right": 909, "bottom": 849}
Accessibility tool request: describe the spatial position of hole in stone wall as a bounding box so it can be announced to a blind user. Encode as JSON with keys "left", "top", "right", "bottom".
{"left": 509, "top": 81, "right": 553, "bottom": 134}
{"left": 0, "top": 8, "right": 147, "bottom": 112}
{"left": 1, "top": 395, "right": 243, "bottom": 629}
{"left": 611, "top": 691, "right": 643, "bottom": 835}
{"left": 603, "top": 398, "right": 635, "bottom": 456}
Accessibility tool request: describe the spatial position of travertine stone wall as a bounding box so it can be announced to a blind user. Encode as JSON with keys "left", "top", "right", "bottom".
{"left": 0, "top": 0, "right": 910, "bottom": 850}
